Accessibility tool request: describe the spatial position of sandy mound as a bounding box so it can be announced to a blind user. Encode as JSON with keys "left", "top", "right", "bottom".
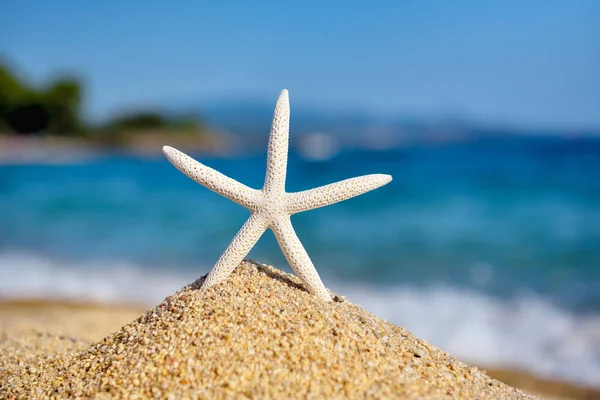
{"left": 1, "top": 261, "right": 536, "bottom": 399}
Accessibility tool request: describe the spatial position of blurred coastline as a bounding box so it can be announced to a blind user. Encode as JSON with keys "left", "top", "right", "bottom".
{"left": 0, "top": 129, "right": 233, "bottom": 164}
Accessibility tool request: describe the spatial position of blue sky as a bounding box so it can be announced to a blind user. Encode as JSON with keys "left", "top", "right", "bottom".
{"left": 1, "top": 0, "right": 599, "bottom": 129}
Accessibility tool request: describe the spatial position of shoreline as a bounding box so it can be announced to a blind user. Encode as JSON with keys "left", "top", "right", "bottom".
{"left": 0, "top": 131, "right": 237, "bottom": 164}
{"left": 1, "top": 298, "right": 598, "bottom": 399}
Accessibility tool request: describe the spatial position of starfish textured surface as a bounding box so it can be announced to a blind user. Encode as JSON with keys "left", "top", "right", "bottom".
{"left": 163, "top": 89, "right": 392, "bottom": 302}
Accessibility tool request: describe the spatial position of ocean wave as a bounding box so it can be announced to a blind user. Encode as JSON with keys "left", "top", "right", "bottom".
{"left": 1, "top": 252, "right": 598, "bottom": 388}
{"left": 338, "top": 283, "right": 600, "bottom": 388}
{"left": 0, "top": 252, "right": 199, "bottom": 306}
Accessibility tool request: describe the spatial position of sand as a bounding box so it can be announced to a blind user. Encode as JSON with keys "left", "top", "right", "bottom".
{"left": 0, "top": 260, "right": 572, "bottom": 399}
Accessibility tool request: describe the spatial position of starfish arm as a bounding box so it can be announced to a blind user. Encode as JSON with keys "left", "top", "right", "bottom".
{"left": 285, "top": 174, "right": 392, "bottom": 214}
{"left": 271, "top": 216, "right": 332, "bottom": 302}
{"left": 263, "top": 89, "right": 290, "bottom": 194}
{"left": 163, "top": 146, "right": 260, "bottom": 209}
{"left": 202, "top": 212, "right": 269, "bottom": 289}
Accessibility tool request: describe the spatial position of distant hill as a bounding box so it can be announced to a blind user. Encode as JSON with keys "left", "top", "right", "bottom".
{"left": 164, "top": 97, "right": 600, "bottom": 150}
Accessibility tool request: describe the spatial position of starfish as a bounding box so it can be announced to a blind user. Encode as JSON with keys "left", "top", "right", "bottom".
{"left": 162, "top": 89, "right": 392, "bottom": 302}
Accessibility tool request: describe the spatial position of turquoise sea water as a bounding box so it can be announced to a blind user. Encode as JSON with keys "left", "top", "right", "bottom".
{"left": 1, "top": 136, "right": 599, "bottom": 385}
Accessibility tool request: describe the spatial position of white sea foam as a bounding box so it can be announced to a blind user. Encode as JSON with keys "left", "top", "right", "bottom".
{"left": 1, "top": 252, "right": 599, "bottom": 388}
{"left": 0, "top": 252, "right": 198, "bottom": 306}
{"left": 336, "top": 283, "right": 600, "bottom": 388}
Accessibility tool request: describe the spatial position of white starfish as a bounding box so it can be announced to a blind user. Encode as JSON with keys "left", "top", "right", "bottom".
{"left": 162, "top": 89, "right": 392, "bottom": 302}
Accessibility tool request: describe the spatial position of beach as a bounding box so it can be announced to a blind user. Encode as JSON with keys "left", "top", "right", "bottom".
{"left": 3, "top": 261, "right": 597, "bottom": 399}
{"left": 3, "top": 137, "right": 599, "bottom": 387}
{"left": 3, "top": 2, "right": 599, "bottom": 397}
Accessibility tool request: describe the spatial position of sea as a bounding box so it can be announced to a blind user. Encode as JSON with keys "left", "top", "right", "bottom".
{"left": 1, "top": 136, "right": 599, "bottom": 387}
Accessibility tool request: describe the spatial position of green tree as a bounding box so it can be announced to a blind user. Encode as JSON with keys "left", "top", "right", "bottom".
{"left": 0, "top": 61, "right": 84, "bottom": 135}
{"left": 42, "top": 77, "right": 84, "bottom": 135}
{"left": 1, "top": 59, "right": 206, "bottom": 143}
{"left": 105, "top": 111, "right": 169, "bottom": 132}
{"left": 0, "top": 62, "right": 34, "bottom": 131}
